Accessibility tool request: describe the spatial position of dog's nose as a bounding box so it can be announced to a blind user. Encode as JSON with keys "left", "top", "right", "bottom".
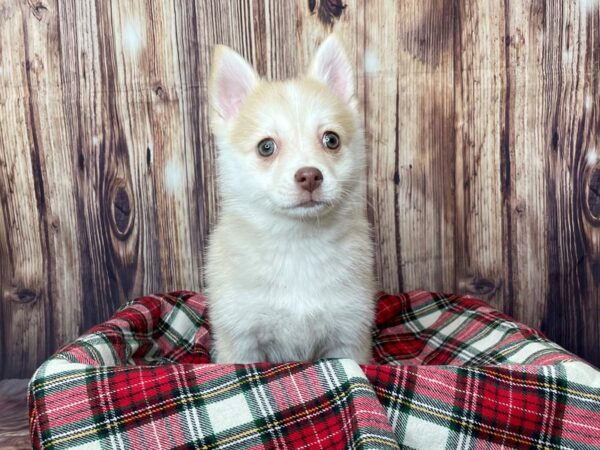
{"left": 295, "top": 167, "right": 323, "bottom": 193}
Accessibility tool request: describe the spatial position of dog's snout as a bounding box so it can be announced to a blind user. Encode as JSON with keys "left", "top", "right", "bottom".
{"left": 295, "top": 167, "right": 323, "bottom": 193}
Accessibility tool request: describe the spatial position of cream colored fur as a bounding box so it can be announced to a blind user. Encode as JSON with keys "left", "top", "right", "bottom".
{"left": 206, "top": 36, "right": 375, "bottom": 364}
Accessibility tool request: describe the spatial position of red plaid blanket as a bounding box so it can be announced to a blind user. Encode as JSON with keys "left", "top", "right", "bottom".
{"left": 29, "top": 291, "right": 600, "bottom": 449}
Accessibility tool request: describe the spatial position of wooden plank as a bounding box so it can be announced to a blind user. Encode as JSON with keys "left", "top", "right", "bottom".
{"left": 109, "top": 0, "right": 203, "bottom": 294}
{"left": 397, "top": 0, "right": 456, "bottom": 293}
{"left": 504, "top": 1, "right": 554, "bottom": 331}
{"left": 54, "top": 0, "right": 133, "bottom": 331}
{"left": 0, "top": 379, "right": 30, "bottom": 449}
{"left": 507, "top": 1, "right": 599, "bottom": 362}
{"left": 260, "top": 0, "right": 299, "bottom": 79}
{"left": 364, "top": 0, "right": 456, "bottom": 294}
{"left": 170, "top": 1, "right": 216, "bottom": 291}
{"left": 22, "top": 0, "right": 85, "bottom": 351}
{"left": 0, "top": 1, "right": 53, "bottom": 378}
{"left": 363, "top": 1, "right": 403, "bottom": 293}
{"left": 580, "top": 1, "right": 600, "bottom": 366}
{"left": 454, "top": 1, "right": 507, "bottom": 309}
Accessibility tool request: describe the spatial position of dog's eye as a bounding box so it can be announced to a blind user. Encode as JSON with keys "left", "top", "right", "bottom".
{"left": 257, "top": 139, "right": 277, "bottom": 157}
{"left": 322, "top": 132, "right": 340, "bottom": 150}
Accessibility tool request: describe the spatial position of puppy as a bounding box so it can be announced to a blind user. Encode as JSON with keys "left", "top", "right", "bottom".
{"left": 206, "top": 36, "right": 375, "bottom": 364}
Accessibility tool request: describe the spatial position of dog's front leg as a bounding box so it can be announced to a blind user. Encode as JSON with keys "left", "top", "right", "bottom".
{"left": 213, "top": 331, "right": 265, "bottom": 364}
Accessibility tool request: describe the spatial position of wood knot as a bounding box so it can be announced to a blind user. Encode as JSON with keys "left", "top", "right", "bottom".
{"left": 25, "top": 55, "right": 44, "bottom": 75}
{"left": 28, "top": 0, "right": 49, "bottom": 21}
{"left": 110, "top": 182, "right": 133, "bottom": 238}
{"left": 393, "top": 171, "right": 400, "bottom": 185}
{"left": 585, "top": 164, "right": 600, "bottom": 225}
{"left": 458, "top": 276, "right": 498, "bottom": 297}
{"left": 309, "top": 0, "right": 346, "bottom": 26}
{"left": 514, "top": 201, "right": 525, "bottom": 214}
{"left": 153, "top": 83, "right": 168, "bottom": 101}
{"left": 4, "top": 287, "right": 39, "bottom": 304}
{"left": 551, "top": 130, "right": 559, "bottom": 151}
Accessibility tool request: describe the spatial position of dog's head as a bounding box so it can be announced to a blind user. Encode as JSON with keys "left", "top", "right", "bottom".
{"left": 209, "top": 36, "right": 365, "bottom": 219}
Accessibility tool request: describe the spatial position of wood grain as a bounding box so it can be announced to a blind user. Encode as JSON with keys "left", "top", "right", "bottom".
{"left": 0, "top": 1, "right": 53, "bottom": 378}
{"left": 394, "top": 0, "right": 455, "bottom": 293}
{"left": 454, "top": 1, "right": 507, "bottom": 309}
{"left": 1, "top": 0, "right": 599, "bottom": 378}
{"left": 0, "top": 379, "right": 30, "bottom": 449}
{"left": 363, "top": 1, "right": 403, "bottom": 294}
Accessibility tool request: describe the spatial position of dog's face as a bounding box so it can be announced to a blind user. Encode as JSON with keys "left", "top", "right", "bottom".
{"left": 209, "top": 37, "right": 364, "bottom": 219}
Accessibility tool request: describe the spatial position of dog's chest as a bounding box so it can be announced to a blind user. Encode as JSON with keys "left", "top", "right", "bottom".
{"left": 250, "top": 297, "right": 332, "bottom": 361}
{"left": 244, "top": 233, "right": 352, "bottom": 288}
{"left": 207, "top": 218, "right": 373, "bottom": 362}
{"left": 237, "top": 236, "right": 361, "bottom": 359}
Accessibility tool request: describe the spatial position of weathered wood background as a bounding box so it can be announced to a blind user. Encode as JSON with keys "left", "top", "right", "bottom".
{"left": 0, "top": 0, "right": 599, "bottom": 378}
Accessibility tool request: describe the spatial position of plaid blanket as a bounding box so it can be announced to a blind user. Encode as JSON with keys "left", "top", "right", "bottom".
{"left": 29, "top": 291, "right": 600, "bottom": 449}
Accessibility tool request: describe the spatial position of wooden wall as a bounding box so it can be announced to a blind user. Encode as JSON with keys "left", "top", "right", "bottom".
{"left": 0, "top": 0, "right": 599, "bottom": 378}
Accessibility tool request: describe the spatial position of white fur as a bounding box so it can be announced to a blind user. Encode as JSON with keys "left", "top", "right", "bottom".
{"left": 206, "top": 36, "right": 375, "bottom": 364}
{"left": 210, "top": 46, "right": 258, "bottom": 121}
{"left": 308, "top": 36, "right": 355, "bottom": 102}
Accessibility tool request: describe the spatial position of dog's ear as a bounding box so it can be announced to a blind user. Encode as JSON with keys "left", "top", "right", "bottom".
{"left": 308, "top": 35, "right": 353, "bottom": 103}
{"left": 209, "top": 45, "right": 258, "bottom": 122}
